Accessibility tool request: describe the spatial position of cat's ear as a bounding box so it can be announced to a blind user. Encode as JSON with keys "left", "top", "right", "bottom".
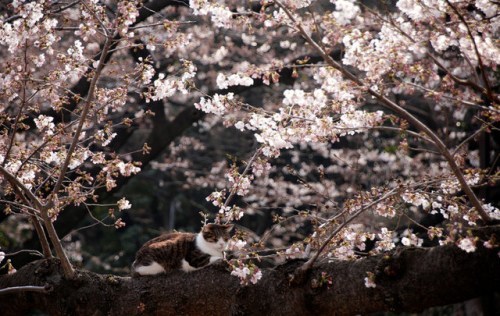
{"left": 202, "top": 223, "right": 214, "bottom": 231}
{"left": 222, "top": 224, "right": 234, "bottom": 233}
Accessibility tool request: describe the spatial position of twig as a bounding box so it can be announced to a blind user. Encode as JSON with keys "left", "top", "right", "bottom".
{"left": 4, "top": 249, "right": 44, "bottom": 258}
{"left": 0, "top": 285, "right": 50, "bottom": 296}
{"left": 2, "top": 41, "right": 29, "bottom": 167}
{"left": 452, "top": 124, "right": 491, "bottom": 156}
{"left": 0, "top": 167, "right": 43, "bottom": 210}
{"left": 401, "top": 81, "right": 497, "bottom": 113}
{"left": 0, "top": 172, "right": 53, "bottom": 258}
{"left": 222, "top": 147, "right": 262, "bottom": 209}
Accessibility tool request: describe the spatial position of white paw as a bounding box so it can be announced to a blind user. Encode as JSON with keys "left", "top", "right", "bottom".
{"left": 181, "top": 259, "right": 198, "bottom": 272}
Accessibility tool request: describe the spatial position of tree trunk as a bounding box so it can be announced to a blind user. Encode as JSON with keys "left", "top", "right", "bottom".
{"left": 0, "top": 240, "right": 498, "bottom": 316}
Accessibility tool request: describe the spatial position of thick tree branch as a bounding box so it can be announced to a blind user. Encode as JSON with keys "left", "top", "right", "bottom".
{"left": 0, "top": 239, "right": 498, "bottom": 315}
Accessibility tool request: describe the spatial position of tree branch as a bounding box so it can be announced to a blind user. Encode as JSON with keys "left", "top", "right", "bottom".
{"left": 44, "top": 23, "right": 116, "bottom": 279}
{"left": 0, "top": 166, "right": 52, "bottom": 258}
{"left": 0, "top": 237, "right": 498, "bottom": 315}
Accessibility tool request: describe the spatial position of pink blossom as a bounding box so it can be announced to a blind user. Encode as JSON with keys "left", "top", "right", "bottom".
{"left": 364, "top": 272, "right": 376, "bottom": 288}
{"left": 117, "top": 198, "right": 132, "bottom": 211}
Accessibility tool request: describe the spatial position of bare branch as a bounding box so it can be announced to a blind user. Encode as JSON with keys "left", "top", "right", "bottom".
{"left": 3, "top": 249, "right": 44, "bottom": 259}
{"left": 223, "top": 147, "right": 262, "bottom": 210}
{"left": 0, "top": 285, "right": 49, "bottom": 296}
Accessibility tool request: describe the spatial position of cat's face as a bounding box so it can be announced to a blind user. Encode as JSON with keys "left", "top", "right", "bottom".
{"left": 201, "top": 223, "right": 233, "bottom": 251}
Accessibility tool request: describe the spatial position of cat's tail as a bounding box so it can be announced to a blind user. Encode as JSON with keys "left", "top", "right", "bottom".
{"left": 131, "top": 260, "right": 140, "bottom": 277}
{"left": 131, "top": 260, "right": 166, "bottom": 276}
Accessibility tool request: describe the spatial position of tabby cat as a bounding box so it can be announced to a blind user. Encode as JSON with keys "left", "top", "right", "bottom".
{"left": 132, "top": 223, "right": 233, "bottom": 276}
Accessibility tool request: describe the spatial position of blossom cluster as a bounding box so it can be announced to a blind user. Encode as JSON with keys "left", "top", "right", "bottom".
{"left": 148, "top": 60, "right": 197, "bottom": 101}
{"left": 216, "top": 73, "right": 254, "bottom": 90}
{"left": 116, "top": 1, "right": 140, "bottom": 36}
{"left": 195, "top": 93, "right": 235, "bottom": 116}
{"left": 189, "top": 0, "right": 234, "bottom": 28}
{"left": 230, "top": 261, "right": 263, "bottom": 285}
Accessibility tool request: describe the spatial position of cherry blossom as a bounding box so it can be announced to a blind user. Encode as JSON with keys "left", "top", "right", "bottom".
{"left": 117, "top": 198, "right": 132, "bottom": 211}
{"left": 230, "top": 262, "right": 263, "bottom": 285}
{"left": 364, "top": 272, "right": 377, "bottom": 288}
{"left": 458, "top": 237, "right": 477, "bottom": 253}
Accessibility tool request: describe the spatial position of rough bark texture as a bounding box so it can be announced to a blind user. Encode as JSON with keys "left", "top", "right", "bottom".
{"left": 0, "top": 241, "right": 498, "bottom": 316}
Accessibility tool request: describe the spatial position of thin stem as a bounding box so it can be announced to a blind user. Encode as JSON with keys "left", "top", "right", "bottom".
{"left": 452, "top": 124, "right": 490, "bottom": 156}
{"left": 0, "top": 166, "right": 43, "bottom": 209}
{"left": 401, "top": 81, "right": 498, "bottom": 113}
{"left": 222, "top": 147, "right": 262, "bottom": 209}
{"left": 373, "top": 126, "right": 433, "bottom": 144}
{"left": 0, "top": 166, "right": 52, "bottom": 258}
{"left": 3, "top": 181, "right": 52, "bottom": 258}
{"left": 275, "top": 1, "right": 490, "bottom": 222}
{"left": 0, "top": 166, "right": 57, "bottom": 262}
{"left": 4, "top": 249, "right": 44, "bottom": 258}
{"left": 17, "top": 137, "right": 52, "bottom": 177}
{"left": 62, "top": 220, "right": 105, "bottom": 240}
{"left": 0, "top": 286, "right": 49, "bottom": 296}
{"left": 52, "top": 0, "right": 81, "bottom": 14}
{"left": 3, "top": 41, "right": 29, "bottom": 167}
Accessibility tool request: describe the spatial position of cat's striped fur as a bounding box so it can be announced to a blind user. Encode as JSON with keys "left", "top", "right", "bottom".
{"left": 132, "top": 224, "right": 233, "bottom": 276}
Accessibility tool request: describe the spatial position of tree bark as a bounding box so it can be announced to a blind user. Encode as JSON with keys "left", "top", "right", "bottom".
{"left": 0, "top": 241, "right": 498, "bottom": 316}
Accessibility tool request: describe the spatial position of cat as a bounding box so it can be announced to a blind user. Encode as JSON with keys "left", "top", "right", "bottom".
{"left": 132, "top": 223, "right": 233, "bottom": 276}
